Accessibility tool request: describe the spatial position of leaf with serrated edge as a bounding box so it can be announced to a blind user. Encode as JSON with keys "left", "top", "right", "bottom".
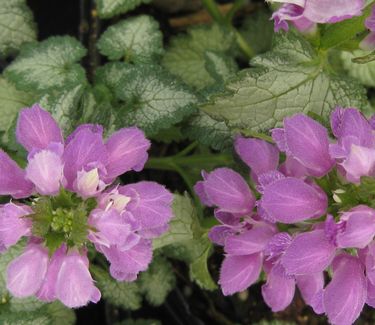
{"left": 153, "top": 193, "right": 201, "bottom": 250}
{"left": 5, "top": 36, "right": 87, "bottom": 93}
{"left": 96, "top": 0, "right": 151, "bottom": 19}
{"left": 163, "top": 24, "right": 234, "bottom": 90}
{"left": 93, "top": 266, "right": 142, "bottom": 310}
{"left": 139, "top": 256, "right": 176, "bottom": 306}
{"left": 201, "top": 32, "right": 369, "bottom": 132}
{"left": 0, "top": 0, "right": 37, "bottom": 58}
{"left": 115, "top": 65, "right": 197, "bottom": 136}
{"left": 184, "top": 112, "right": 233, "bottom": 151}
{"left": 97, "top": 15, "right": 163, "bottom": 63}
{"left": 0, "top": 77, "right": 35, "bottom": 132}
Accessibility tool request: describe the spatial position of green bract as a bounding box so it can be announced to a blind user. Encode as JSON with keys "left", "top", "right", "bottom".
{"left": 30, "top": 190, "right": 97, "bottom": 254}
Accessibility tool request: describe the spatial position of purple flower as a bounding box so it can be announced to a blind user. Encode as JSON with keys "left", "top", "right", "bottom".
{"left": 194, "top": 168, "right": 255, "bottom": 215}
{"left": 269, "top": 0, "right": 365, "bottom": 32}
{"left": 330, "top": 107, "right": 375, "bottom": 183}
{"left": 235, "top": 136, "right": 279, "bottom": 183}
{"left": 272, "top": 113, "right": 334, "bottom": 177}
{"left": 196, "top": 107, "right": 375, "bottom": 323}
{"left": 0, "top": 104, "right": 174, "bottom": 308}
{"left": 271, "top": 4, "right": 317, "bottom": 34}
{"left": 258, "top": 174, "right": 328, "bottom": 223}
{"left": 323, "top": 254, "right": 366, "bottom": 325}
{"left": 0, "top": 203, "right": 32, "bottom": 252}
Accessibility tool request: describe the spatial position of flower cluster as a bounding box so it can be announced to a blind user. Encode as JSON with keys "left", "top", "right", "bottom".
{"left": 269, "top": 0, "right": 365, "bottom": 33}
{"left": 0, "top": 105, "right": 173, "bottom": 308}
{"left": 195, "top": 107, "right": 375, "bottom": 325}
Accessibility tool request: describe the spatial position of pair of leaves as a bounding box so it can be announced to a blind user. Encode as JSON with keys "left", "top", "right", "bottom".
{"left": 200, "top": 32, "right": 369, "bottom": 132}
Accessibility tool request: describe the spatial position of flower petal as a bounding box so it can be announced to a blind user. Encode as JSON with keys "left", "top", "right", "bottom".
{"left": 281, "top": 229, "right": 336, "bottom": 275}
{"left": 0, "top": 150, "right": 33, "bottom": 198}
{"left": 7, "top": 243, "right": 48, "bottom": 297}
{"left": 0, "top": 203, "right": 32, "bottom": 250}
{"left": 25, "top": 149, "right": 64, "bottom": 195}
{"left": 262, "top": 263, "right": 295, "bottom": 312}
{"left": 16, "top": 104, "right": 63, "bottom": 152}
{"left": 119, "top": 182, "right": 173, "bottom": 234}
{"left": 304, "top": 0, "right": 364, "bottom": 24}
{"left": 105, "top": 127, "right": 150, "bottom": 179}
{"left": 102, "top": 239, "right": 153, "bottom": 278}
{"left": 281, "top": 114, "right": 333, "bottom": 177}
{"left": 337, "top": 205, "right": 375, "bottom": 249}
{"left": 259, "top": 177, "right": 328, "bottom": 223}
{"left": 196, "top": 168, "right": 255, "bottom": 214}
{"left": 63, "top": 127, "right": 108, "bottom": 189}
{"left": 296, "top": 273, "right": 325, "bottom": 314}
{"left": 225, "top": 224, "right": 275, "bottom": 255}
{"left": 56, "top": 251, "right": 101, "bottom": 308}
{"left": 323, "top": 254, "right": 366, "bottom": 325}
{"left": 234, "top": 137, "right": 279, "bottom": 178}
{"left": 219, "top": 254, "right": 262, "bottom": 295}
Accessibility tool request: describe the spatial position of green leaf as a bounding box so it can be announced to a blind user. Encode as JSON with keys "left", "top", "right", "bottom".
{"left": 4, "top": 36, "right": 87, "bottom": 93}
{"left": 115, "top": 65, "right": 198, "bottom": 135}
{"left": 163, "top": 236, "right": 217, "bottom": 290}
{"left": 96, "top": 0, "right": 152, "bottom": 19}
{"left": 204, "top": 50, "right": 238, "bottom": 85}
{"left": 92, "top": 266, "right": 142, "bottom": 310}
{"left": 139, "top": 256, "right": 176, "bottom": 306}
{"left": 200, "top": 32, "right": 369, "bottom": 132}
{"left": 184, "top": 112, "right": 234, "bottom": 151}
{"left": 0, "top": 241, "right": 26, "bottom": 298}
{"left": 0, "top": 0, "right": 37, "bottom": 58}
{"left": 0, "top": 77, "right": 35, "bottom": 132}
{"left": 153, "top": 193, "right": 201, "bottom": 250}
{"left": 95, "top": 62, "right": 131, "bottom": 95}
{"left": 320, "top": 4, "right": 372, "bottom": 50}
{"left": 97, "top": 15, "right": 163, "bottom": 63}
{"left": 38, "top": 85, "right": 87, "bottom": 135}
{"left": 163, "top": 24, "right": 235, "bottom": 90}
{"left": 9, "top": 296, "right": 45, "bottom": 312}
{"left": 189, "top": 236, "right": 217, "bottom": 290}
{"left": 341, "top": 50, "right": 375, "bottom": 87}
{"left": 0, "top": 301, "right": 75, "bottom": 325}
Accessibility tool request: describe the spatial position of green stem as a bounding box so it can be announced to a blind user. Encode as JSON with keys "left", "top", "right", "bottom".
{"left": 175, "top": 141, "right": 198, "bottom": 157}
{"left": 201, "top": 0, "right": 225, "bottom": 23}
{"left": 235, "top": 30, "right": 255, "bottom": 59}
{"left": 225, "top": 0, "right": 246, "bottom": 23}
{"left": 201, "top": 0, "right": 255, "bottom": 59}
